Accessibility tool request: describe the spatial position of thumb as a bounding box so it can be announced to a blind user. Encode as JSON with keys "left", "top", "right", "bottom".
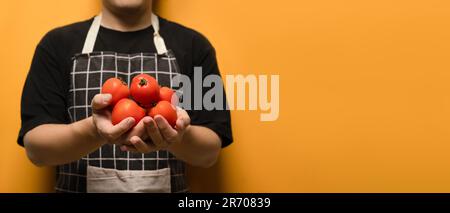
{"left": 91, "top": 94, "right": 112, "bottom": 112}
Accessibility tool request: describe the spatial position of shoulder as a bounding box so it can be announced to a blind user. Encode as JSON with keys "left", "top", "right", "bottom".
{"left": 38, "top": 18, "right": 93, "bottom": 52}
{"left": 159, "top": 16, "right": 214, "bottom": 51}
{"left": 48, "top": 18, "right": 92, "bottom": 39}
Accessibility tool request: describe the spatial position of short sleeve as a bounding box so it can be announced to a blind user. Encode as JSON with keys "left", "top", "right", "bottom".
{"left": 18, "top": 32, "right": 70, "bottom": 146}
{"left": 187, "top": 34, "right": 233, "bottom": 148}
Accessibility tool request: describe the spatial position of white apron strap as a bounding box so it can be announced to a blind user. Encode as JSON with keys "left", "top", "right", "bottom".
{"left": 151, "top": 13, "right": 168, "bottom": 55}
{"left": 82, "top": 14, "right": 102, "bottom": 54}
{"left": 82, "top": 13, "right": 168, "bottom": 54}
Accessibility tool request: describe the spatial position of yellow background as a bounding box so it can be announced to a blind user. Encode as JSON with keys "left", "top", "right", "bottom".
{"left": 1, "top": 0, "right": 450, "bottom": 192}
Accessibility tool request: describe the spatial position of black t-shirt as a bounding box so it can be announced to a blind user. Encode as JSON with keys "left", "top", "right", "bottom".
{"left": 18, "top": 16, "right": 233, "bottom": 148}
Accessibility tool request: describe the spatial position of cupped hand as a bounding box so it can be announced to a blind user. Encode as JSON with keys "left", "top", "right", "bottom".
{"left": 120, "top": 107, "right": 191, "bottom": 153}
{"left": 91, "top": 94, "right": 148, "bottom": 146}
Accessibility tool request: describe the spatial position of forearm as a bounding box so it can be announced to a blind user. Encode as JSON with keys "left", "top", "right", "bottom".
{"left": 24, "top": 117, "right": 105, "bottom": 166}
{"left": 167, "top": 125, "right": 222, "bottom": 168}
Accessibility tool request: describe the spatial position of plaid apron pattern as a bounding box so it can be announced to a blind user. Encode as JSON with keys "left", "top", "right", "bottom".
{"left": 55, "top": 51, "right": 187, "bottom": 193}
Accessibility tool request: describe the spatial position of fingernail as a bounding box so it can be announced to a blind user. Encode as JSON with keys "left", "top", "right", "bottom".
{"left": 103, "top": 94, "right": 112, "bottom": 102}
{"left": 143, "top": 117, "right": 151, "bottom": 124}
{"left": 155, "top": 116, "right": 163, "bottom": 125}
{"left": 128, "top": 118, "right": 134, "bottom": 124}
{"left": 120, "top": 145, "right": 127, "bottom": 151}
{"left": 176, "top": 120, "right": 183, "bottom": 129}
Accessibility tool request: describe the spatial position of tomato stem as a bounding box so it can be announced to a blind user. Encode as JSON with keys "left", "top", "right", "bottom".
{"left": 139, "top": 78, "right": 147, "bottom": 86}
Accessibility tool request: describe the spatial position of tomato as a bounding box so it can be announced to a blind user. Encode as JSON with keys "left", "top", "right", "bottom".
{"left": 130, "top": 74, "right": 160, "bottom": 107}
{"left": 101, "top": 77, "right": 130, "bottom": 106}
{"left": 159, "top": 87, "right": 178, "bottom": 105}
{"left": 111, "top": 99, "right": 146, "bottom": 126}
{"left": 148, "top": 101, "right": 178, "bottom": 127}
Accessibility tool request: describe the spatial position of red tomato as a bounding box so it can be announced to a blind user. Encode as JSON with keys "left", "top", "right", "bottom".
{"left": 159, "top": 87, "right": 178, "bottom": 105}
{"left": 130, "top": 74, "right": 160, "bottom": 107}
{"left": 148, "top": 101, "right": 178, "bottom": 127}
{"left": 101, "top": 77, "right": 130, "bottom": 106}
{"left": 111, "top": 99, "right": 146, "bottom": 126}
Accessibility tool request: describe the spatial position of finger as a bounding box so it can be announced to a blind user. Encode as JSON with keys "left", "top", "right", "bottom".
{"left": 154, "top": 115, "right": 178, "bottom": 140}
{"left": 175, "top": 108, "right": 190, "bottom": 131}
{"left": 104, "top": 117, "right": 135, "bottom": 140}
{"left": 129, "top": 136, "right": 154, "bottom": 153}
{"left": 176, "top": 107, "right": 191, "bottom": 125}
{"left": 143, "top": 116, "right": 168, "bottom": 148}
{"left": 175, "top": 118, "right": 186, "bottom": 131}
{"left": 91, "top": 94, "right": 112, "bottom": 112}
{"left": 121, "top": 118, "right": 147, "bottom": 142}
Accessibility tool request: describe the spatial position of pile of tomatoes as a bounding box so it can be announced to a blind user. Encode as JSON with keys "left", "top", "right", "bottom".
{"left": 101, "top": 74, "right": 178, "bottom": 127}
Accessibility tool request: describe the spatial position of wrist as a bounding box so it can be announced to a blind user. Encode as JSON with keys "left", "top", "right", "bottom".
{"left": 89, "top": 117, "right": 107, "bottom": 146}
{"left": 167, "top": 125, "right": 192, "bottom": 153}
{"left": 71, "top": 117, "right": 106, "bottom": 147}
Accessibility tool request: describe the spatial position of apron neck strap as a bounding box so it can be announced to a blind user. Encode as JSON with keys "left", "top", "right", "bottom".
{"left": 82, "top": 13, "right": 168, "bottom": 55}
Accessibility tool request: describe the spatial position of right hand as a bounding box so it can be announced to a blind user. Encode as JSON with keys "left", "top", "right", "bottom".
{"left": 91, "top": 94, "right": 147, "bottom": 145}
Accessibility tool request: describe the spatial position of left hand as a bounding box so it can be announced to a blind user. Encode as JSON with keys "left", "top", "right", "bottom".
{"left": 120, "top": 107, "right": 191, "bottom": 153}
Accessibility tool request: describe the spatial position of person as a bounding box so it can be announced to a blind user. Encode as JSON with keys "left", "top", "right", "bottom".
{"left": 18, "top": 0, "right": 233, "bottom": 193}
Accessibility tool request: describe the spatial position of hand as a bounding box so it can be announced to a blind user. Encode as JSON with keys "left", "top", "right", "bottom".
{"left": 91, "top": 94, "right": 147, "bottom": 145}
{"left": 120, "top": 107, "right": 191, "bottom": 153}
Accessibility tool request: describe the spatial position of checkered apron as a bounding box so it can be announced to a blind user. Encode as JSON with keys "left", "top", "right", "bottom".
{"left": 55, "top": 14, "right": 187, "bottom": 193}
